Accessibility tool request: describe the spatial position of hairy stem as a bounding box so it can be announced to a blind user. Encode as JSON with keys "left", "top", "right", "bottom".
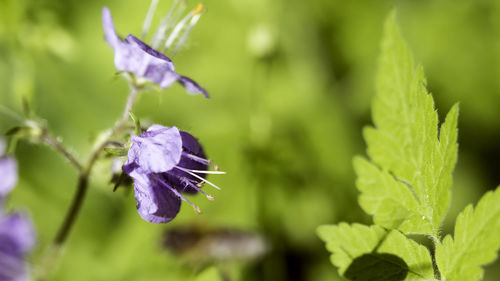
{"left": 42, "top": 131, "right": 83, "bottom": 172}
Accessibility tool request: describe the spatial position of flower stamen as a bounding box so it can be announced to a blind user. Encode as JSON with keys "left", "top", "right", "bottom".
{"left": 162, "top": 11, "right": 192, "bottom": 52}
{"left": 150, "top": 0, "right": 187, "bottom": 49}
{"left": 152, "top": 174, "right": 202, "bottom": 214}
{"left": 175, "top": 166, "right": 222, "bottom": 190}
{"left": 182, "top": 152, "right": 216, "bottom": 168}
{"left": 171, "top": 4, "right": 204, "bottom": 55}
{"left": 178, "top": 167, "right": 226, "bottom": 175}
{"left": 184, "top": 179, "right": 214, "bottom": 200}
{"left": 141, "top": 0, "right": 160, "bottom": 40}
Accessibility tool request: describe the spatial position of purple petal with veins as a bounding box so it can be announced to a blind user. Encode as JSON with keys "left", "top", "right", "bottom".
{"left": 178, "top": 76, "right": 209, "bottom": 98}
{"left": 128, "top": 171, "right": 181, "bottom": 224}
{"left": 124, "top": 126, "right": 182, "bottom": 174}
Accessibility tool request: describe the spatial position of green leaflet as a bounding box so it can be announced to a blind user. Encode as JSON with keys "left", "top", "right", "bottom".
{"left": 360, "top": 11, "right": 458, "bottom": 237}
{"left": 317, "top": 223, "right": 435, "bottom": 280}
{"left": 353, "top": 157, "right": 426, "bottom": 233}
{"left": 436, "top": 187, "right": 500, "bottom": 281}
{"left": 317, "top": 223, "right": 385, "bottom": 275}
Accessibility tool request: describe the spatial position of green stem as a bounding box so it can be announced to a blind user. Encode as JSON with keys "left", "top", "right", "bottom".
{"left": 42, "top": 130, "right": 83, "bottom": 172}
{"left": 54, "top": 173, "right": 88, "bottom": 245}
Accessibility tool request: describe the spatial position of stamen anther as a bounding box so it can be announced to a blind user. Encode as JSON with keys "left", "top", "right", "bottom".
{"left": 193, "top": 4, "right": 204, "bottom": 15}
{"left": 193, "top": 205, "right": 202, "bottom": 214}
{"left": 185, "top": 180, "right": 215, "bottom": 200}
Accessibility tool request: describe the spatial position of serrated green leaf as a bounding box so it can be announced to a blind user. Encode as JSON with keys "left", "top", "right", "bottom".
{"left": 359, "top": 11, "right": 459, "bottom": 237}
{"left": 317, "top": 223, "right": 434, "bottom": 280}
{"left": 436, "top": 186, "right": 500, "bottom": 281}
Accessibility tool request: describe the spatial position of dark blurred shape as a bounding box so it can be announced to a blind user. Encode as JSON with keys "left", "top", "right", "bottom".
{"left": 344, "top": 253, "right": 408, "bottom": 281}
{"left": 162, "top": 225, "right": 268, "bottom": 263}
{"left": 110, "top": 157, "right": 133, "bottom": 191}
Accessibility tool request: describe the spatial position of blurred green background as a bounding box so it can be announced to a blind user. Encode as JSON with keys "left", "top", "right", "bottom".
{"left": 1, "top": 0, "right": 500, "bottom": 280}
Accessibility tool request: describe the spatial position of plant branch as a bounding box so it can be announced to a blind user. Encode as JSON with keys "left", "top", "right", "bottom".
{"left": 54, "top": 173, "right": 88, "bottom": 245}
{"left": 42, "top": 131, "right": 83, "bottom": 172}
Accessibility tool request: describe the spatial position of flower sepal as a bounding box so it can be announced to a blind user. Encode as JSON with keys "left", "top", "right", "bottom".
{"left": 5, "top": 120, "right": 44, "bottom": 144}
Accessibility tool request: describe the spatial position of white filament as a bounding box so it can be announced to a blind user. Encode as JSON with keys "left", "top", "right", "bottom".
{"left": 175, "top": 166, "right": 222, "bottom": 190}
{"left": 171, "top": 13, "right": 202, "bottom": 55}
{"left": 141, "top": 0, "right": 159, "bottom": 40}
{"left": 150, "top": 0, "right": 187, "bottom": 49}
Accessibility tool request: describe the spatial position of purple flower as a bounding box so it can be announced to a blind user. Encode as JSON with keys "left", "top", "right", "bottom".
{"left": 102, "top": 3, "right": 209, "bottom": 98}
{"left": 0, "top": 139, "right": 35, "bottom": 281}
{"left": 0, "top": 139, "right": 17, "bottom": 198}
{"left": 0, "top": 212, "right": 35, "bottom": 281}
{"left": 0, "top": 213, "right": 35, "bottom": 281}
{"left": 123, "top": 125, "right": 223, "bottom": 223}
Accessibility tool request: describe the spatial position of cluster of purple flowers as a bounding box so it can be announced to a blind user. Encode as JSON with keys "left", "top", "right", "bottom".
{"left": 103, "top": 2, "right": 223, "bottom": 224}
{"left": 0, "top": 139, "right": 36, "bottom": 281}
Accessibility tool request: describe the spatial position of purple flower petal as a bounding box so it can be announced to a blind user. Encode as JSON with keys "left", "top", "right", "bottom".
{"left": 102, "top": 7, "right": 122, "bottom": 50}
{"left": 129, "top": 171, "right": 181, "bottom": 223}
{"left": 124, "top": 125, "right": 183, "bottom": 174}
{"left": 178, "top": 76, "right": 209, "bottom": 98}
{"left": 180, "top": 131, "right": 205, "bottom": 157}
{"left": 125, "top": 35, "right": 174, "bottom": 69}
{"left": 0, "top": 213, "right": 35, "bottom": 255}
{"left": 0, "top": 212, "right": 35, "bottom": 281}
{"left": 0, "top": 157, "right": 18, "bottom": 198}
{"left": 0, "top": 251, "right": 26, "bottom": 281}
